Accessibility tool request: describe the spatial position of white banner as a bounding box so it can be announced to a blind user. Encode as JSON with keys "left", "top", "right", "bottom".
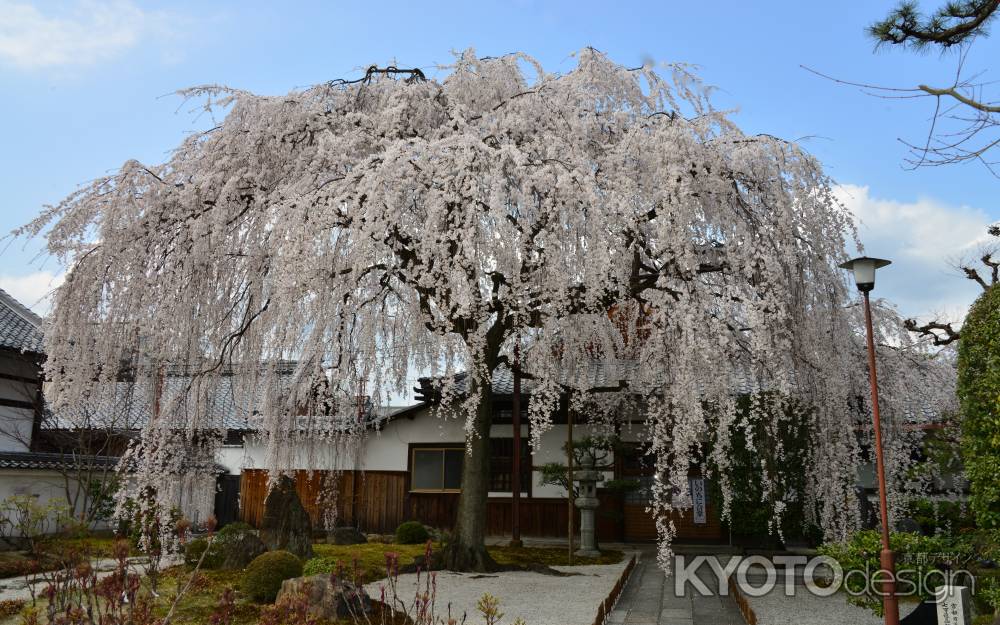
{"left": 690, "top": 478, "right": 707, "bottom": 525}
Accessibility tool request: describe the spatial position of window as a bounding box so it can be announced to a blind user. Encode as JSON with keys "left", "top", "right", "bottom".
{"left": 411, "top": 447, "right": 464, "bottom": 492}
{"left": 409, "top": 440, "right": 531, "bottom": 494}
{"left": 488, "top": 438, "right": 531, "bottom": 493}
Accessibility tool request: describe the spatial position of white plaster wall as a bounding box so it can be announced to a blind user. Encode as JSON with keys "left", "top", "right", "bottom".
{"left": 0, "top": 357, "right": 38, "bottom": 452}
{"left": 216, "top": 445, "right": 248, "bottom": 476}
{"left": 0, "top": 469, "right": 114, "bottom": 531}
{"left": 234, "top": 407, "right": 632, "bottom": 499}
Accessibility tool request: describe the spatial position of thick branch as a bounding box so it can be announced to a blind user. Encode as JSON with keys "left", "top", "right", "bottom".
{"left": 918, "top": 83, "right": 1000, "bottom": 114}
{"left": 904, "top": 318, "right": 961, "bottom": 345}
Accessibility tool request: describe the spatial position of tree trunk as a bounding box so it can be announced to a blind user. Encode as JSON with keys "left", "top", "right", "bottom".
{"left": 440, "top": 373, "right": 500, "bottom": 572}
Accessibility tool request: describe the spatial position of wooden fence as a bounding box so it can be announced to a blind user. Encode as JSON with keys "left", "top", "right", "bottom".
{"left": 239, "top": 469, "right": 723, "bottom": 542}
{"left": 592, "top": 555, "right": 637, "bottom": 625}
{"left": 240, "top": 469, "right": 612, "bottom": 537}
{"left": 240, "top": 469, "right": 407, "bottom": 533}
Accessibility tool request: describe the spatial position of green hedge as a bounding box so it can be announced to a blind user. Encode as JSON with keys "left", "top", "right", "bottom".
{"left": 241, "top": 551, "right": 302, "bottom": 603}
{"left": 958, "top": 283, "right": 1000, "bottom": 528}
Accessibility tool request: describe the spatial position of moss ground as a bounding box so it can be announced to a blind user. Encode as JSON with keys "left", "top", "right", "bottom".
{"left": 1, "top": 540, "right": 622, "bottom": 624}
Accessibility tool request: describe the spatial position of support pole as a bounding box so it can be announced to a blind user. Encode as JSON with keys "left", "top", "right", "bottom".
{"left": 566, "top": 393, "right": 574, "bottom": 565}
{"left": 862, "top": 291, "right": 899, "bottom": 625}
{"left": 510, "top": 342, "right": 523, "bottom": 548}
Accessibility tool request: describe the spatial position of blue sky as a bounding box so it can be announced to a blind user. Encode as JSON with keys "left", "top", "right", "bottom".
{"left": 0, "top": 0, "right": 996, "bottom": 322}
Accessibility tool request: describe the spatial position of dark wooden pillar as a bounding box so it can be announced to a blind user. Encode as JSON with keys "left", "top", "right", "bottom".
{"left": 510, "top": 343, "right": 523, "bottom": 547}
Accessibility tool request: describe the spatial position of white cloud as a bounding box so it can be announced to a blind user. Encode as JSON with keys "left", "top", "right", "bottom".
{"left": 0, "top": 270, "right": 64, "bottom": 315}
{"left": 0, "top": 0, "right": 174, "bottom": 70}
{"left": 836, "top": 183, "right": 993, "bottom": 322}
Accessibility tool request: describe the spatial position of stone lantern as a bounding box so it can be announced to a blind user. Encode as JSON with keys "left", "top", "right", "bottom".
{"left": 573, "top": 455, "right": 601, "bottom": 557}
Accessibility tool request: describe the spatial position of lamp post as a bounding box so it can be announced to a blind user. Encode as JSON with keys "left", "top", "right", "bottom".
{"left": 839, "top": 256, "right": 898, "bottom": 625}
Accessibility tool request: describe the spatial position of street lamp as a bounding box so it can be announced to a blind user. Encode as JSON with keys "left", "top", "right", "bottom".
{"left": 839, "top": 256, "right": 899, "bottom": 625}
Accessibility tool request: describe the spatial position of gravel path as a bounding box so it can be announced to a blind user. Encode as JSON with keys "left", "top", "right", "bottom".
{"left": 746, "top": 589, "right": 919, "bottom": 625}
{"left": 364, "top": 559, "right": 633, "bottom": 625}
{"left": 0, "top": 556, "right": 179, "bottom": 602}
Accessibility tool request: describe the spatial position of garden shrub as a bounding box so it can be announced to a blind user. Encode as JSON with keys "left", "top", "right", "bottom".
{"left": 958, "top": 283, "right": 1000, "bottom": 528}
{"left": 818, "top": 530, "right": 974, "bottom": 616}
{"left": 302, "top": 555, "right": 340, "bottom": 577}
{"left": 394, "top": 521, "right": 429, "bottom": 545}
{"left": 183, "top": 537, "right": 224, "bottom": 569}
{"left": 0, "top": 598, "right": 25, "bottom": 618}
{"left": 242, "top": 550, "right": 303, "bottom": 603}
{"left": 182, "top": 522, "right": 263, "bottom": 570}
{"left": 908, "top": 498, "right": 976, "bottom": 535}
{"left": 220, "top": 521, "right": 253, "bottom": 535}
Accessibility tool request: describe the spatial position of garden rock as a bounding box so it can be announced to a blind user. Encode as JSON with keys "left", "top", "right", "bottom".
{"left": 277, "top": 574, "right": 372, "bottom": 619}
{"left": 260, "top": 476, "right": 314, "bottom": 559}
{"left": 328, "top": 526, "right": 367, "bottom": 545}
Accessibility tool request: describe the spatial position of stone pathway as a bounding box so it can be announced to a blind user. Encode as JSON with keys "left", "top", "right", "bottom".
{"left": 607, "top": 551, "right": 744, "bottom": 625}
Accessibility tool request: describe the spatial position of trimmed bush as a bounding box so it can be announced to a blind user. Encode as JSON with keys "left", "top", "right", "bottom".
{"left": 302, "top": 556, "right": 340, "bottom": 577}
{"left": 219, "top": 521, "right": 254, "bottom": 536}
{"left": 183, "top": 537, "right": 223, "bottom": 569}
{"left": 394, "top": 521, "right": 429, "bottom": 545}
{"left": 183, "top": 523, "right": 266, "bottom": 570}
{"left": 958, "top": 283, "right": 1000, "bottom": 528}
{"left": 242, "top": 550, "right": 303, "bottom": 603}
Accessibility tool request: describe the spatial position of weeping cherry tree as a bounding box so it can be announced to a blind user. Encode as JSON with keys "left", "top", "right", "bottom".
{"left": 19, "top": 49, "right": 956, "bottom": 571}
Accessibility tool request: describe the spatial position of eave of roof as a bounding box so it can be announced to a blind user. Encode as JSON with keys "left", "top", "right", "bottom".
{"left": 0, "top": 451, "right": 119, "bottom": 471}
{"left": 0, "top": 288, "right": 44, "bottom": 355}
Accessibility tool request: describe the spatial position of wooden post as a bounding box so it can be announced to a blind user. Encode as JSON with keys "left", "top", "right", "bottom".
{"left": 510, "top": 342, "right": 523, "bottom": 547}
{"left": 566, "top": 392, "right": 574, "bottom": 564}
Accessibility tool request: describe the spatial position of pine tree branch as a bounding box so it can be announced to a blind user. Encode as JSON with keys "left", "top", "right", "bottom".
{"left": 870, "top": 0, "right": 1000, "bottom": 48}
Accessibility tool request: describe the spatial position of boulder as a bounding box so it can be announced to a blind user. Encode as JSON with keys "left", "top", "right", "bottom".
{"left": 260, "top": 476, "right": 314, "bottom": 559}
{"left": 219, "top": 530, "right": 267, "bottom": 569}
{"left": 277, "top": 575, "right": 372, "bottom": 619}
{"left": 328, "top": 526, "right": 367, "bottom": 545}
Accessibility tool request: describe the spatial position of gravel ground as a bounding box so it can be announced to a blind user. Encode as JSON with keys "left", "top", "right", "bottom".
{"left": 0, "top": 556, "right": 180, "bottom": 602}
{"left": 364, "top": 559, "right": 632, "bottom": 625}
{"left": 746, "top": 590, "right": 919, "bottom": 625}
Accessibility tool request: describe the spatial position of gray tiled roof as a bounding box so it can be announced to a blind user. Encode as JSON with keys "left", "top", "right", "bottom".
{"left": 46, "top": 375, "right": 253, "bottom": 432}
{"left": 416, "top": 360, "right": 640, "bottom": 401}
{"left": 0, "top": 288, "right": 43, "bottom": 354}
{"left": 45, "top": 372, "right": 390, "bottom": 433}
{"left": 0, "top": 450, "right": 119, "bottom": 471}
{"left": 0, "top": 450, "right": 228, "bottom": 474}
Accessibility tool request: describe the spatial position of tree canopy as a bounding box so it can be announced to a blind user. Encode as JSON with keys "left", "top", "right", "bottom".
{"left": 20, "top": 50, "right": 956, "bottom": 568}
{"left": 957, "top": 282, "right": 1000, "bottom": 527}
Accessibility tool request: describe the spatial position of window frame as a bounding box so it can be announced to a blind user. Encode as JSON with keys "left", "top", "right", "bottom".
{"left": 408, "top": 444, "right": 464, "bottom": 493}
